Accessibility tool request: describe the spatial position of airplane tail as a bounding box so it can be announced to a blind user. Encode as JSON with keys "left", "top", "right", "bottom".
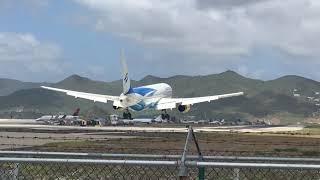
{"left": 72, "top": 108, "right": 80, "bottom": 116}
{"left": 120, "top": 50, "right": 131, "bottom": 94}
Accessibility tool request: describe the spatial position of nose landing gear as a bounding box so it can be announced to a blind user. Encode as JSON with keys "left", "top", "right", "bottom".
{"left": 123, "top": 109, "right": 132, "bottom": 120}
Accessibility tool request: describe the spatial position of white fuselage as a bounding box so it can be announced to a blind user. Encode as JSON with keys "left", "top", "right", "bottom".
{"left": 36, "top": 115, "right": 80, "bottom": 124}
{"left": 115, "top": 83, "right": 172, "bottom": 112}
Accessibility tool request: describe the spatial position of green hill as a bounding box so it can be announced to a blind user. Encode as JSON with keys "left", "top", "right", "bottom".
{"left": 263, "top": 75, "right": 320, "bottom": 96}
{"left": 0, "top": 78, "right": 47, "bottom": 96}
{"left": 1, "top": 71, "right": 320, "bottom": 123}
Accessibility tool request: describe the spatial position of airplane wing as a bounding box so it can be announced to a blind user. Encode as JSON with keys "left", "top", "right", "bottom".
{"left": 41, "top": 86, "right": 119, "bottom": 103}
{"left": 156, "top": 92, "right": 244, "bottom": 110}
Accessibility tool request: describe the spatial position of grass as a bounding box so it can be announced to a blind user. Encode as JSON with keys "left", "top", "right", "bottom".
{"left": 44, "top": 140, "right": 94, "bottom": 148}
{"left": 305, "top": 124, "right": 320, "bottom": 129}
{"left": 242, "top": 124, "right": 320, "bottom": 137}
{"left": 296, "top": 124, "right": 320, "bottom": 136}
{"left": 16, "top": 130, "right": 320, "bottom": 157}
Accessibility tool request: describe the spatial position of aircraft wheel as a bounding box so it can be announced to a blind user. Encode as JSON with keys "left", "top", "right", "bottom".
{"left": 161, "top": 114, "right": 170, "bottom": 120}
{"left": 123, "top": 111, "right": 133, "bottom": 120}
{"left": 123, "top": 112, "right": 128, "bottom": 119}
{"left": 128, "top": 112, "right": 132, "bottom": 120}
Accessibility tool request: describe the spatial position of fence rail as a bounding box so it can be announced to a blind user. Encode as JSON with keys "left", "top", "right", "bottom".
{"left": 0, "top": 156, "right": 320, "bottom": 179}
{"left": 1, "top": 157, "right": 320, "bottom": 169}
{"left": 1, "top": 150, "right": 320, "bottom": 163}
{"left": 1, "top": 127, "right": 319, "bottom": 179}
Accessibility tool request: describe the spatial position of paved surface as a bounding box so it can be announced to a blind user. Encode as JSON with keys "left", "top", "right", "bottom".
{"left": 0, "top": 123, "right": 304, "bottom": 133}
{"left": 0, "top": 120, "right": 305, "bottom": 150}
{"left": 0, "top": 119, "right": 38, "bottom": 124}
{"left": 196, "top": 125, "right": 304, "bottom": 133}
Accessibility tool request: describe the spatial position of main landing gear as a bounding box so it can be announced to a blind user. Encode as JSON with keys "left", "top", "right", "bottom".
{"left": 161, "top": 110, "right": 170, "bottom": 120}
{"left": 123, "top": 109, "right": 132, "bottom": 120}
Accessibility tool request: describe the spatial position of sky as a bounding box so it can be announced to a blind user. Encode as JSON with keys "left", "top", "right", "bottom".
{"left": 0, "top": 0, "right": 320, "bottom": 82}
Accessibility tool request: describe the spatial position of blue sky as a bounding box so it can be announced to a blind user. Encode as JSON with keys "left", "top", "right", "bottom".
{"left": 0, "top": 0, "right": 319, "bottom": 82}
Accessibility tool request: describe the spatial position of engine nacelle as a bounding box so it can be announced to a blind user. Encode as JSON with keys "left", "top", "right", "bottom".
{"left": 178, "top": 104, "right": 191, "bottom": 113}
{"left": 113, "top": 106, "right": 123, "bottom": 111}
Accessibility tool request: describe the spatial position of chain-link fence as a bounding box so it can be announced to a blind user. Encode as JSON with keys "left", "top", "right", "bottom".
{"left": 0, "top": 157, "right": 320, "bottom": 179}
{"left": 0, "top": 162, "right": 178, "bottom": 179}
{"left": 1, "top": 126, "right": 319, "bottom": 179}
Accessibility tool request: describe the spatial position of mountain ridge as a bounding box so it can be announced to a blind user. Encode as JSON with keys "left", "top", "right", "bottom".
{"left": 1, "top": 71, "right": 320, "bottom": 123}
{"left": 2, "top": 71, "right": 320, "bottom": 90}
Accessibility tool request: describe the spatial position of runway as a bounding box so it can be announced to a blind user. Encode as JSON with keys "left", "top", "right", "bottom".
{"left": 0, "top": 120, "right": 313, "bottom": 155}
{"left": 0, "top": 119, "right": 38, "bottom": 124}
{"left": 0, "top": 120, "right": 304, "bottom": 133}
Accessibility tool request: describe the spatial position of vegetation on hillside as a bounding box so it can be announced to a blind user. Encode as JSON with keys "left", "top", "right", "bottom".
{"left": 1, "top": 71, "right": 320, "bottom": 123}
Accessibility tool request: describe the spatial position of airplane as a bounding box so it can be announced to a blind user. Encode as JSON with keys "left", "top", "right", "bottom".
{"left": 209, "top": 119, "right": 225, "bottom": 126}
{"left": 109, "top": 114, "right": 163, "bottom": 125}
{"left": 41, "top": 51, "right": 244, "bottom": 120}
{"left": 36, "top": 108, "right": 82, "bottom": 125}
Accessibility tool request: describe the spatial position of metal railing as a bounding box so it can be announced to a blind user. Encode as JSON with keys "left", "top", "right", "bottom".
{"left": 0, "top": 156, "right": 320, "bottom": 179}
{"left": 0, "top": 127, "right": 319, "bottom": 179}
{"left": 2, "top": 151, "right": 320, "bottom": 163}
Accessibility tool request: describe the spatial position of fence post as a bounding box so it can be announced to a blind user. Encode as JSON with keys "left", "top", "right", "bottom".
{"left": 191, "top": 127, "right": 205, "bottom": 180}
{"left": 12, "top": 163, "right": 19, "bottom": 180}
{"left": 178, "top": 126, "right": 192, "bottom": 179}
{"left": 198, "top": 167, "right": 205, "bottom": 180}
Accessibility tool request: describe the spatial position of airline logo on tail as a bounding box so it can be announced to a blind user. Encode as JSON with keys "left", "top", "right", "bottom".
{"left": 124, "top": 73, "right": 129, "bottom": 83}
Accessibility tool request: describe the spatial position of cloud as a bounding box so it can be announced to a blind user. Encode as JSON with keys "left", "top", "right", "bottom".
{"left": 195, "top": 0, "right": 266, "bottom": 9}
{"left": 237, "top": 65, "right": 265, "bottom": 79}
{"left": 74, "top": 0, "right": 320, "bottom": 59}
{"left": 0, "top": 32, "right": 66, "bottom": 81}
{"left": 0, "top": 32, "right": 61, "bottom": 62}
{"left": 2, "top": 0, "right": 319, "bottom": 81}
{"left": 74, "top": 0, "right": 252, "bottom": 57}
{"left": 83, "top": 65, "right": 108, "bottom": 80}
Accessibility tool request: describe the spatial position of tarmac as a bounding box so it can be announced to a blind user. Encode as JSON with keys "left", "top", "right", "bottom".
{"left": 0, "top": 119, "right": 304, "bottom": 133}
{"left": 0, "top": 119, "right": 305, "bottom": 150}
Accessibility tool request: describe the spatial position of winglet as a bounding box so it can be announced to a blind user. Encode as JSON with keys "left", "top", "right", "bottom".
{"left": 120, "top": 49, "right": 131, "bottom": 94}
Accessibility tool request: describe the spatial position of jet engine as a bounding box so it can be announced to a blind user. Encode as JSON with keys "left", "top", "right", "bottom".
{"left": 178, "top": 104, "right": 191, "bottom": 113}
